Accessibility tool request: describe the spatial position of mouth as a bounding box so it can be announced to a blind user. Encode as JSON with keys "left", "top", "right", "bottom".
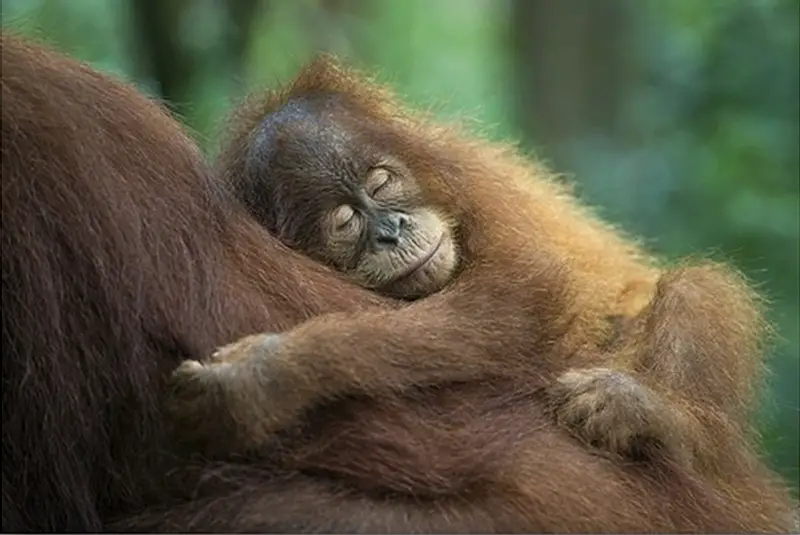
{"left": 388, "top": 233, "right": 445, "bottom": 284}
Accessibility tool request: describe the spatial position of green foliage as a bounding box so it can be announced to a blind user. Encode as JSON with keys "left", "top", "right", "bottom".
{"left": 3, "top": 0, "right": 798, "bottom": 495}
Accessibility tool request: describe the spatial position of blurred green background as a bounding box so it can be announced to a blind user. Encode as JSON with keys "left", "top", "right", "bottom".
{"left": 3, "top": 0, "right": 798, "bottom": 495}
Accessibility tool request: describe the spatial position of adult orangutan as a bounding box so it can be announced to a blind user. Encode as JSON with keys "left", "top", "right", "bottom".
{"left": 1, "top": 35, "right": 793, "bottom": 533}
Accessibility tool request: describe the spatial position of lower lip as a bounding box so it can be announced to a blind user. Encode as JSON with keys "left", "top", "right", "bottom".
{"left": 392, "top": 234, "right": 444, "bottom": 283}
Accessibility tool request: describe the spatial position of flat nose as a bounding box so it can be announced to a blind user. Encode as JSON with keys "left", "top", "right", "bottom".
{"left": 375, "top": 212, "right": 409, "bottom": 246}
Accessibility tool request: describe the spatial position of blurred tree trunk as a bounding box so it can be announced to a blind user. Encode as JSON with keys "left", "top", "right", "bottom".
{"left": 509, "top": 0, "right": 636, "bottom": 170}
{"left": 128, "top": 0, "right": 195, "bottom": 115}
{"left": 128, "top": 0, "right": 259, "bottom": 112}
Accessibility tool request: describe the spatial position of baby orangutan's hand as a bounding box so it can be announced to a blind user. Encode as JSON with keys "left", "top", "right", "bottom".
{"left": 164, "top": 333, "right": 312, "bottom": 456}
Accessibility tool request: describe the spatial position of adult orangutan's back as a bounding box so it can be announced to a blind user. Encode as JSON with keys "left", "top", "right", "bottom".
{"left": 1, "top": 34, "right": 792, "bottom": 532}
{"left": 0, "top": 33, "right": 377, "bottom": 531}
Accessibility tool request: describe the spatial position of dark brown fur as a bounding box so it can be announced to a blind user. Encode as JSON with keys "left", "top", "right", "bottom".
{"left": 1, "top": 36, "right": 793, "bottom": 533}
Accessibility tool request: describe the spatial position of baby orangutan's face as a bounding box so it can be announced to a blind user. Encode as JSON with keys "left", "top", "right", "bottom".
{"left": 244, "top": 95, "right": 459, "bottom": 299}
{"left": 317, "top": 165, "right": 458, "bottom": 300}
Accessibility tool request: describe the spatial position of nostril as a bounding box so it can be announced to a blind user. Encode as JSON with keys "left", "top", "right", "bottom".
{"left": 397, "top": 214, "right": 410, "bottom": 229}
{"left": 376, "top": 233, "right": 399, "bottom": 245}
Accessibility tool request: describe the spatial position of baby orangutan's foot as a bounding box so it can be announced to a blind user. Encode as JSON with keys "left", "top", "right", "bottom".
{"left": 548, "top": 367, "right": 683, "bottom": 462}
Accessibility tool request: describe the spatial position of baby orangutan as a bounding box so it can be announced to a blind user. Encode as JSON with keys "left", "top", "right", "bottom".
{"left": 165, "top": 58, "right": 781, "bottom": 509}
{"left": 197, "top": 95, "right": 685, "bottom": 464}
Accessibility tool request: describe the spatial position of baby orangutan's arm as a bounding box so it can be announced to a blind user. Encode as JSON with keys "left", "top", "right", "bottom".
{"left": 164, "top": 275, "right": 570, "bottom": 456}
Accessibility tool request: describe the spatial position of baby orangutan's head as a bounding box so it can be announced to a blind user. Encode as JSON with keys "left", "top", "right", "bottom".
{"left": 239, "top": 93, "right": 458, "bottom": 300}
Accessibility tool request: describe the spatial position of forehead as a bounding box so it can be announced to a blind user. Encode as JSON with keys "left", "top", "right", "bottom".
{"left": 262, "top": 95, "right": 390, "bottom": 195}
{"left": 262, "top": 94, "right": 385, "bottom": 164}
{"left": 267, "top": 99, "right": 351, "bottom": 157}
{"left": 252, "top": 94, "right": 393, "bottom": 228}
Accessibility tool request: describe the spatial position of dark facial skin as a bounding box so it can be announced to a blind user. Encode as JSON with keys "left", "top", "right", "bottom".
{"left": 241, "top": 95, "right": 458, "bottom": 299}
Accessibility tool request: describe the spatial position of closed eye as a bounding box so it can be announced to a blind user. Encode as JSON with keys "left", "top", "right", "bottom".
{"left": 366, "top": 167, "right": 392, "bottom": 198}
{"left": 332, "top": 204, "right": 355, "bottom": 229}
{"left": 331, "top": 204, "right": 364, "bottom": 238}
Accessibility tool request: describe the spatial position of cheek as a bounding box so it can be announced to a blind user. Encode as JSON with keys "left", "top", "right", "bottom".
{"left": 407, "top": 208, "right": 452, "bottom": 243}
{"left": 327, "top": 233, "right": 365, "bottom": 269}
